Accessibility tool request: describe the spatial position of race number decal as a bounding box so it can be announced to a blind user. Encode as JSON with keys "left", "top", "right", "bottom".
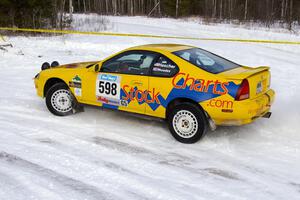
{"left": 96, "top": 74, "right": 121, "bottom": 106}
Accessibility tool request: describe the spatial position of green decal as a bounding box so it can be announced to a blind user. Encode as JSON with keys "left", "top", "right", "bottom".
{"left": 72, "top": 75, "right": 81, "bottom": 83}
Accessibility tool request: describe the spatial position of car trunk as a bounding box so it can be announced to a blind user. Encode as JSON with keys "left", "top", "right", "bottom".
{"left": 219, "top": 66, "right": 271, "bottom": 99}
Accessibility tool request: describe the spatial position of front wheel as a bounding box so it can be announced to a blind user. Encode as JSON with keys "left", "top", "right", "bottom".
{"left": 167, "top": 102, "right": 207, "bottom": 143}
{"left": 45, "top": 83, "right": 74, "bottom": 116}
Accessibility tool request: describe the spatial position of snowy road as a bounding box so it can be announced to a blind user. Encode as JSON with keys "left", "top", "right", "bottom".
{"left": 0, "top": 15, "right": 300, "bottom": 199}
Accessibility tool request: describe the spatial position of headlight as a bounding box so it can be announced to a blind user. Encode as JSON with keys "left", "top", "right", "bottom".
{"left": 41, "top": 62, "right": 50, "bottom": 70}
{"left": 34, "top": 73, "right": 40, "bottom": 79}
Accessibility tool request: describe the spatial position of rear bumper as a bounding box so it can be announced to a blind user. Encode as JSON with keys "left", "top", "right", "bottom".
{"left": 212, "top": 89, "right": 275, "bottom": 126}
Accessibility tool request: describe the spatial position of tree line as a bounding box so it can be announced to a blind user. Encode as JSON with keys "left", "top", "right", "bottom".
{"left": 0, "top": 0, "right": 299, "bottom": 29}
{"left": 75, "top": 0, "right": 299, "bottom": 24}
{"left": 0, "top": 0, "right": 70, "bottom": 29}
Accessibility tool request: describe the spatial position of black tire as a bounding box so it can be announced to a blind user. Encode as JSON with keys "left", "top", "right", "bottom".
{"left": 45, "top": 83, "right": 74, "bottom": 116}
{"left": 167, "top": 102, "right": 207, "bottom": 144}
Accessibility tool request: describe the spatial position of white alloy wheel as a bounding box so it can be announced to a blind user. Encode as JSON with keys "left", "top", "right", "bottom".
{"left": 172, "top": 110, "right": 198, "bottom": 138}
{"left": 50, "top": 89, "right": 72, "bottom": 113}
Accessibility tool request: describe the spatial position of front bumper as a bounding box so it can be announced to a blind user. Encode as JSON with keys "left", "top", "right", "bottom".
{"left": 34, "top": 76, "right": 43, "bottom": 97}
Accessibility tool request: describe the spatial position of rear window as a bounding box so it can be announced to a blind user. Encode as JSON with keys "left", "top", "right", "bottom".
{"left": 173, "top": 48, "right": 240, "bottom": 74}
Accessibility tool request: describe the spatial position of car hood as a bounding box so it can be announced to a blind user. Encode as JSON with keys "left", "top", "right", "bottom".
{"left": 56, "top": 61, "right": 99, "bottom": 69}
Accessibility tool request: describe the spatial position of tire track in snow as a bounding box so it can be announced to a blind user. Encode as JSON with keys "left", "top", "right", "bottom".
{"left": 0, "top": 108, "right": 252, "bottom": 199}
{"left": 0, "top": 170, "right": 40, "bottom": 200}
{"left": 0, "top": 151, "right": 118, "bottom": 200}
{"left": 0, "top": 106, "right": 271, "bottom": 186}
{"left": 0, "top": 96, "right": 297, "bottom": 198}
{"left": 0, "top": 117, "right": 205, "bottom": 199}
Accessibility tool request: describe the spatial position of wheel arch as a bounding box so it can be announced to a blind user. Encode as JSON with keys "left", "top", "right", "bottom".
{"left": 43, "top": 78, "right": 68, "bottom": 97}
{"left": 166, "top": 97, "right": 209, "bottom": 120}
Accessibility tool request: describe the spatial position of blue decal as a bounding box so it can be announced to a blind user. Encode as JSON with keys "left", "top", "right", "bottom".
{"left": 102, "top": 103, "right": 119, "bottom": 110}
{"left": 119, "top": 79, "right": 240, "bottom": 111}
{"left": 99, "top": 74, "right": 117, "bottom": 82}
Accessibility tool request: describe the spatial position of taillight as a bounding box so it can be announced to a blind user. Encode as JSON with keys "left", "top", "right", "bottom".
{"left": 235, "top": 79, "right": 249, "bottom": 101}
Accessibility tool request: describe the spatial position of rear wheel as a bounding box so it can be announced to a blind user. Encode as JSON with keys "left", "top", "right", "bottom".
{"left": 167, "top": 102, "right": 207, "bottom": 143}
{"left": 46, "top": 83, "right": 74, "bottom": 116}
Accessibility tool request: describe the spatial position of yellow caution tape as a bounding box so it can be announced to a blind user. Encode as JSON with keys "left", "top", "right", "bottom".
{"left": 0, "top": 34, "right": 4, "bottom": 42}
{"left": 1, "top": 27, "right": 300, "bottom": 45}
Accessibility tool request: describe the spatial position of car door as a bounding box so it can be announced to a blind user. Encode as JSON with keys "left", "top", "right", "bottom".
{"left": 84, "top": 50, "right": 159, "bottom": 115}
{"left": 146, "top": 55, "right": 180, "bottom": 118}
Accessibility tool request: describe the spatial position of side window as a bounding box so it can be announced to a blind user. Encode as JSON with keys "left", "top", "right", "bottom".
{"left": 151, "top": 55, "right": 179, "bottom": 77}
{"left": 101, "top": 51, "right": 158, "bottom": 75}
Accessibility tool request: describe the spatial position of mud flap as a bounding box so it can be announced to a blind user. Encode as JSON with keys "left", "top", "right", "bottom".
{"left": 69, "top": 90, "right": 84, "bottom": 114}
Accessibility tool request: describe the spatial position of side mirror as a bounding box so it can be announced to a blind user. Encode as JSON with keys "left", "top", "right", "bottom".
{"left": 89, "top": 63, "right": 102, "bottom": 72}
{"left": 94, "top": 64, "right": 100, "bottom": 72}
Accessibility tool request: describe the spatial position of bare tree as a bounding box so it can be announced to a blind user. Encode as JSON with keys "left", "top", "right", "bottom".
{"left": 176, "top": 0, "right": 179, "bottom": 18}
{"left": 244, "top": 0, "right": 248, "bottom": 20}
{"left": 69, "top": 0, "right": 73, "bottom": 20}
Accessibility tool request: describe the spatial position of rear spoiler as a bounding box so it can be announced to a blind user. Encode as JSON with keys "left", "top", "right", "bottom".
{"left": 219, "top": 66, "right": 270, "bottom": 80}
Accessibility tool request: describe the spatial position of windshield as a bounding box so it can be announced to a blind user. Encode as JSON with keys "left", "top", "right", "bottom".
{"left": 173, "top": 48, "right": 240, "bottom": 74}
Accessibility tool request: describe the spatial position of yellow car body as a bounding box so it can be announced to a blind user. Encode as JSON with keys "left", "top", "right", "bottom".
{"left": 34, "top": 44, "right": 275, "bottom": 127}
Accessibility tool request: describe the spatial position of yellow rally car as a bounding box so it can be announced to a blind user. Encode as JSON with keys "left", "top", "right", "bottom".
{"left": 34, "top": 44, "right": 275, "bottom": 143}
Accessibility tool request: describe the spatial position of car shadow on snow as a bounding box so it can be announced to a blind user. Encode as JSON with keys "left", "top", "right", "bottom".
{"left": 77, "top": 104, "right": 263, "bottom": 142}
{"left": 206, "top": 120, "right": 266, "bottom": 141}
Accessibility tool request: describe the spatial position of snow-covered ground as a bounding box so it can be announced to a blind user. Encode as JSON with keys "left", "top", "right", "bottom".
{"left": 0, "top": 15, "right": 300, "bottom": 200}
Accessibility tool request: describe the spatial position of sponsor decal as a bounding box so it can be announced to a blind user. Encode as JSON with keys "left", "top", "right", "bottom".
{"left": 69, "top": 82, "right": 81, "bottom": 88}
{"left": 256, "top": 81, "right": 263, "bottom": 94}
{"left": 94, "top": 72, "right": 240, "bottom": 112}
{"left": 69, "top": 75, "right": 82, "bottom": 96}
{"left": 120, "top": 99, "right": 128, "bottom": 107}
{"left": 122, "top": 85, "right": 160, "bottom": 104}
{"left": 100, "top": 74, "right": 117, "bottom": 82}
{"left": 118, "top": 74, "right": 239, "bottom": 111}
{"left": 74, "top": 88, "right": 82, "bottom": 96}
{"left": 97, "top": 96, "right": 108, "bottom": 103}
{"left": 97, "top": 96, "right": 120, "bottom": 106}
{"left": 207, "top": 99, "right": 233, "bottom": 109}
{"left": 96, "top": 74, "right": 121, "bottom": 106}
{"left": 69, "top": 75, "right": 82, "bottom": 87}
{"left": 172, "top": 73, "right": 229, "bottom": 95}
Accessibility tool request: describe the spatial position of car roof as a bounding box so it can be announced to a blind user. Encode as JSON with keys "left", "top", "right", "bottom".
{"left": 127, "top": 44, "right": 194, "bottom": 52}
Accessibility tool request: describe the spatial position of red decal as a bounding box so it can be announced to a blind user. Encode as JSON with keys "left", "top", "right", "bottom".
{"left": 172, "top": 73, "right": 185, "bottom": 89}
{"left": 213, "top": 80, "right": 221, "bottom": 94}
{"left": 97, "top": 96, "right": 108, "bottom": 103}
{"left": 122, "top": 86, "right": 161, "bottom": 104}
{"left": 208, "top": 99, "right": 233, "bottom": 109}
{"left": 220, "top": 82, "right": 229, "bottom": 95}
{"left": 152, "top": 88, "right": 161, "bottom": 104}
{"left": 122, "top": 85, "right": 130, "bottom": 100}
{"left": 172, "top": 72, "right": 229, "bottom": 95}
{"left": 136, "top": 90, "right": 144, "bottom": 102}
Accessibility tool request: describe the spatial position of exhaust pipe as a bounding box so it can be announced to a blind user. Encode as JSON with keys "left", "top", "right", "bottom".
{"left": 262, "top": 112, "right": 272, "bottom": 118}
